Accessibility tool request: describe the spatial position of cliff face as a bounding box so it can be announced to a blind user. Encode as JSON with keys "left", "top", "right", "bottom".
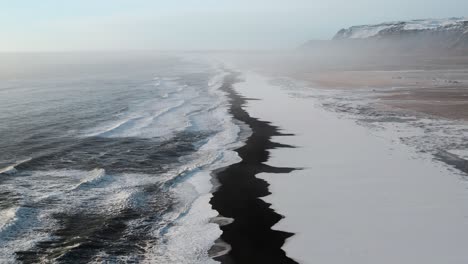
{"left": 334, "top": 18, "right": 468, "bottom": 50}
{"left": 334, "top": 18, "right": 468, "bottom": 40}
{"left": 302, "top": 18, "right": 468, "bottom": 54}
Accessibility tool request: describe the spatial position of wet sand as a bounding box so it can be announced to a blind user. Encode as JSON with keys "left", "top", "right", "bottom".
{"left": 210, "top": 73, "right": 298, "bottom": 264}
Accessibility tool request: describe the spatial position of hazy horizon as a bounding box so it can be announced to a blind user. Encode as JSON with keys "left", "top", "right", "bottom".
{"left": 1, "top": 0, "right": 467, "bottom": 52}
{"left": 2, "top": 2, "right": 468, "bottom": 263}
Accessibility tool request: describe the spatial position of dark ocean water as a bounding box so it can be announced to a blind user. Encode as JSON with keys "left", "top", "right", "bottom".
{"left": 0, "top": 52, "right": 240, "bottom": 263}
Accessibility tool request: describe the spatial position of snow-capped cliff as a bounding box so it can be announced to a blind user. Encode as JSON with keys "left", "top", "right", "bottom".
{"left": 333, "top": 17, "right": 468, "bottom": 40}
{"left": 301, "top": 17, "right": 468, "bottom": 53}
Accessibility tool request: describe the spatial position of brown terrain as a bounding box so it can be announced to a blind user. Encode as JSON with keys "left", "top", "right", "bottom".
{"left": 228, "top": 52, "right": 468, "bottom": 121}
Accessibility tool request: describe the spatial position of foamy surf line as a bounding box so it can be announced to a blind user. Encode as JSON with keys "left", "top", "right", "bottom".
{"left": 0, "top": 158, "right": 31, "bottom": 175}
{"left": 133, "top": 68, "right": 246, "bottom": 264}
{"left": 0, "top": 62, "right": 246, "bottom": 263}
{"left": 0, "top": 168, "right": 155, "bottom": 263}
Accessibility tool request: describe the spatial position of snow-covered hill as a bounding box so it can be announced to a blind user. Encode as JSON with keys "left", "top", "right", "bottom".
{"left": 334, "top": 17, "right": 468, "bottom": 40}
{"left": 301, "top": 17, "right": 468, "bottom": 53}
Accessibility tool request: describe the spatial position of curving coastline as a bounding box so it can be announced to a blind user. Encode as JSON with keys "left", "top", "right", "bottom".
{"left": 210, "top": 72, "right": 298, "bottom": 264}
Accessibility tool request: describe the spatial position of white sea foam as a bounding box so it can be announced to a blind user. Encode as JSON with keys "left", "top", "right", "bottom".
{"left": 71, "top": 168, "right": 108, "bottom": 190}
{"left": 84, "top": 98, "right": 188, "bottom": 138}
{"left": 145, "top": 193, "right": 221, "bottom": 264}
{"left": 0, "top": 207, "right": 19, "bottom": 232}
{"left": 0, "top": 167, "right": 169, "bottom": 263}
{"left": 2, "top": 62, "right": 244, "bottom": 262}
{"left": 0, "top": 165, "right": 17, "bottom": 175}
{"left": 0, "top": 158, "right": 31, "bottom": 175}
{"left": 0, "top": 205, "right": 51, "bottom": 263}
{"left": 86, "top": 71, "right": 224, "bottom": 140}
{"left": 140, "top": 67, "right": 245, "bottom": 263}
{"left": 154, "top": 77, "right": 161, "bottom": 86}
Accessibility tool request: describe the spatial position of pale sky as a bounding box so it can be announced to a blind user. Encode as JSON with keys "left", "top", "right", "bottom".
{"left": 1, "top": 0, "right": 467, "bottom": 51}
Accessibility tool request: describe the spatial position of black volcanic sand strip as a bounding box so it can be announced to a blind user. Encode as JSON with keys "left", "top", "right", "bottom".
{"left": 210, "top": 73, "right": 299, "bottom": 264}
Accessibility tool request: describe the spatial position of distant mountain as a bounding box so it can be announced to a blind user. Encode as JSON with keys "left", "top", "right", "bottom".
{"left": 302, "top": 17, "right": 468, "bottom": 54}
{"left": 334, "top": 18, "right": 467, "bottom": 39}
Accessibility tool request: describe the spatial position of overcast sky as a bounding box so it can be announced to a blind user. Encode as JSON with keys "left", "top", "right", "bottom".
{"left": 1, "top": 0, "right": 467, "bottom": 51}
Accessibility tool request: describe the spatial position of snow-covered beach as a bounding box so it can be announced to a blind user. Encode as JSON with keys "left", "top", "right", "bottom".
{"left": 232, "top": 71, "right": 468, "bottom": 264}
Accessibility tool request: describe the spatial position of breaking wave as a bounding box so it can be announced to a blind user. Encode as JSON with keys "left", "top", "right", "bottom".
{"left": 0, "top": 58, "right": 243, "bottom": 263}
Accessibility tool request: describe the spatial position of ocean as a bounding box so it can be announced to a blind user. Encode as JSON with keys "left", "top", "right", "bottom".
{"left": 0, "top": 52, "right": 242, "bottom": 263}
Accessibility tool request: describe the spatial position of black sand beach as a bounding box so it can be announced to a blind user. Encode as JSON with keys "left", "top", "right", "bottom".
{"left": 210, "top": 73, "right": 298, "bottom": 264}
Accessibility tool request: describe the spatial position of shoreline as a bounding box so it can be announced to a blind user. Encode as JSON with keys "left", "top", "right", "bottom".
{"left": 209, "top": 72, "right": 298, "bottom": 264}
{"left": 228, "top": 71, "right": 468, "bottom": 263}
